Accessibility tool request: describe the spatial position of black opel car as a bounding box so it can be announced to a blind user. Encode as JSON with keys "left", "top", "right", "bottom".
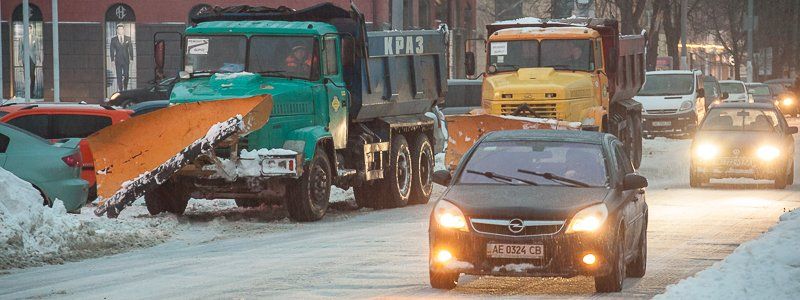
{"left": 429, "top": 130, "right": 648, "bottom": 292}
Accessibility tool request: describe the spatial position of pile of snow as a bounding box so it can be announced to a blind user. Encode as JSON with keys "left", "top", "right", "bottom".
{"left": 492, "top": 17, "right": 544, "bottom": 25}
{"left": 655, "top": 209, "right": 800, "bottom": 299}
{"left": 0, "top": 167, "right": 175, "bottom": 269}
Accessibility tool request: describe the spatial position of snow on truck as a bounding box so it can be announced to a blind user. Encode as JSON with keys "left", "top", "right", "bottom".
{"left": 446, "top": 18, "right": 646, "bottom": 169}
{"left": 88, "top": 3, "right": 448, "bottom": 221}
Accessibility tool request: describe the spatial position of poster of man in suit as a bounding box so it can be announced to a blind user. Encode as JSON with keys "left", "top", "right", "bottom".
{"left": 105, "top": 22, "right": 137, "bottom": 98}
{"left": 12, "top": 23, "right": 44, "bottom": 99}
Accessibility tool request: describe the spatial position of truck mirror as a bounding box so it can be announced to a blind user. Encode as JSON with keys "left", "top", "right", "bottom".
{"left": 154, "top": 40, "right": 166, "bottom": 81}
{"left": 465, "top": 52, "right": 476, "bottom": 77}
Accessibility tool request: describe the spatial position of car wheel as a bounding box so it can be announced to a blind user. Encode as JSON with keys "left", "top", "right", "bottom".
{"left": 144, "top": 179, "right": 190, "bottom": 215}
{"left": 774, "top": 171, "right": 788, "bottom": 189}
{"left": 626, "top": 220, "right": 647, "bottom": 278}
{"left": 235, "top": 199, "right": 261, "bottom": 208}
{"left": 595, "top": 228, "right": 626, "bottom": 293}
{"left": 689, "top": 166, "right": 701, "bottom": 188}
{"left": 430, "top": 269, "right": 459, "bottom": 290}
{"left": 286, "top": 148, "right": 331, "bottom": 222}
{"left": 379, "top": 134, "right": 413, "bottom": 208}
{"left": 409, "top": 133, "right": 434, "bottom": 205}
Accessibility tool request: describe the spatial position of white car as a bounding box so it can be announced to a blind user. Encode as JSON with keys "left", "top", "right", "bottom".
{"left": 635, "top": 70, "right": 707, "bottom": 138}
{"left": 719, "top": 80, "right": 751, "bottom": 103}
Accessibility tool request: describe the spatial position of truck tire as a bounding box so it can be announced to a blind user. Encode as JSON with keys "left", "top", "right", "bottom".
{"left": 353, "top": 183, "right": 381, "bottom": 208}
{"left": 409, "top": 134, "right": 434, "bottom": 205}
{"left": 287, "top": 148, "right": 332, "bottom": 222}
{"left": 379, "top": 134, "right": 413, "bottom": 208}
{"left": 144, "top": 180, "right": 190, "bottom": 215}
{"left": 594, "top": 227, "right": 626, "bottom": 293}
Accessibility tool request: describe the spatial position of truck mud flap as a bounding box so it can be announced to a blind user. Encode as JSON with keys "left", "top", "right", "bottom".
{"left": 444, "top": 112, "right": 580, "bottom": 172}
{"left": 87, "top": 96, "right": 272, "bottom": 217}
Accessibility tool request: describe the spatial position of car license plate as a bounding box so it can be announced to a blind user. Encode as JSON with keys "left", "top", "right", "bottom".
{"left": 652, "top": 121, "right": 672, "bottom": 127}
{"left": 718, "top": 157, "right": 752, "bottom": 167}
{"left": 486, "top": 243, "right": 544, "bottom": 259}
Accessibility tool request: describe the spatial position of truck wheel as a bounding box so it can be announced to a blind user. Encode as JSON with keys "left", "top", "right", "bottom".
{"left": 380, "top": 134, "right": 413, "bottom": 208}
{"left": 144, "top": 180, "right": 190, "bottom": 215}
{"left": 409, "top": 134, "right": 434, "bottom": 205}
{"left": 235, "top": 199, "right": 261, "bottom": 208}
{"left": 594, "top": 228, "right": 626, "bottom": 293}
{"left": 430, "top": 269, "right": 459, "bottom": 290}
{"left": 287, "top": 148, "right": 331, "bottom": 221}
{"left": 353, "top": 183, "right": 381, "bottom": 209}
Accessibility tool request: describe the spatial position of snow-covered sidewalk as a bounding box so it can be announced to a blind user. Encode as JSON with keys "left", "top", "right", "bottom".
{"left": 655, "top": 209, "right": 800, "bottom": 299}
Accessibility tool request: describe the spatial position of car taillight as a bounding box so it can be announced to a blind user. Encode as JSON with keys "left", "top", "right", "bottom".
{"left": 62, "top": 152, "right": 82, "bottom": 167}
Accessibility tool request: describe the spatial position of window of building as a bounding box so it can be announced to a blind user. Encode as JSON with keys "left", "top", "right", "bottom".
{"left": 11, "top": 4, "right": 45, "bottom": 99}
{"left": 104, "top": 4, "right": 137, "bottom": 99}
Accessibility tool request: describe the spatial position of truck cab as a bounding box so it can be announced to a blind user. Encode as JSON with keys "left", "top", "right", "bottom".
{"left": 479, "top": 27, "right": 608, "bottom": 127}
{"left": 635, "top": 70, "right": 706, "bottom": 138}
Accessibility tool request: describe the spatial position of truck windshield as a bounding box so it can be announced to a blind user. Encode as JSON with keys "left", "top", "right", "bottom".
{"left": 638, "top": 74, "right": 694, "bottom": 96}
{"left": 488, "top": 39, "right": 593, "bottom": 72}
{"left": 458, "top": 140, "right": 607, "bottom": 187}
{"left": 250, "top": 36, "right": 320, "bottom": 80}
{"left": 185, "top": 36, "right": 247, "bottom": 75}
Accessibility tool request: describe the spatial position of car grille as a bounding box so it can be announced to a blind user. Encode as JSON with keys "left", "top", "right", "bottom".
{"left": 499, "top": 103, "right": 558, "bottom": 118}
{"left": 646, "top": 109, "right": 678, "bottom": 115}
{"left": 470, "top": 218, "right": 565, "bottom": 237}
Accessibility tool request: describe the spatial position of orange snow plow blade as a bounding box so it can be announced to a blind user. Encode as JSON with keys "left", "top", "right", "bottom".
{"left": 444, "top": 110, "right": 581, "bottom": 171}
{"left": 87, "top": 96, "right": 272, "bottom": 217}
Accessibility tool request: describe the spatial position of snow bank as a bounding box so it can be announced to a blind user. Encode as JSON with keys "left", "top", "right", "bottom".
{"left": 492, "top": 17, "right": 543, "bottom": 25}
{"left": 0, "top": 167, "right": 175, "bottom": 269}
{"left": 655, "top": 209, "right": 800, "bottom": 300}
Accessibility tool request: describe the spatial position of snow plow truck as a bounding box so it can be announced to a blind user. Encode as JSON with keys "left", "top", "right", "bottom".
{"left": 445, "top": 18, "right": 646, "bottom": 170}
{"left": 88, "top": 3, "right": 448, "bottom": 221}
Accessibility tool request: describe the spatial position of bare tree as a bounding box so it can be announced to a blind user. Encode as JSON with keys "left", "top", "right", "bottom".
{"left": 691, "top": 0, "right": 747, "bottom": 79}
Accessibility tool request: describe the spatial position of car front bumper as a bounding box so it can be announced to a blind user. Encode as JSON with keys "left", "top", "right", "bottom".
{"left": 642, "top": 111, "right": 697, "bottom": 136}
{"left": 693, "top": 157, "right": 787, "bottom": 179}
{"left": 429, "top": 221, "right": 615, "bottom": 278}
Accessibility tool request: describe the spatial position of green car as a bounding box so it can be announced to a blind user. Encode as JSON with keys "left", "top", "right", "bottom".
{"left": 0, "top": 123, "right": 88, "bottom": 212}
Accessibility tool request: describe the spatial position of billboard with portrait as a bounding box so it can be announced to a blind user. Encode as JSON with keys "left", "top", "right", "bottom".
{"left": 11, "top": 5, "right": 44, "bottom": 99}
{"left": 104, "top": 4, "right": 137, "bottom": 98}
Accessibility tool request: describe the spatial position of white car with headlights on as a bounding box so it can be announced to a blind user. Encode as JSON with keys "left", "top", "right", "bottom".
{"left": 429, "top": 130, "right": 649, "bottom": 293}
{"left": 690, "top": 103, "right": 797, "bottom": 188}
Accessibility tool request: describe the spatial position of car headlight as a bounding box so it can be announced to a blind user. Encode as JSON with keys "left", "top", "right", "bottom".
{"left": 783, "top": 97, "right": 794, "bottom": 106}
{"left": 110, "top": 92, "right": 120, "bottom": 101}
{"left": 756, "top": 145, "right": 780, "bottom": 161}
{"left": 434, "top": 200, "right": 468, "bottom": 232}
{"left": 679, "top": 100, "right": 693, "bottom": 111}
{"left": 566, "top": 203, "right": 608, "bottom": 233}
{"left": 694, "top": 143, "right": 719, "bottom": 161}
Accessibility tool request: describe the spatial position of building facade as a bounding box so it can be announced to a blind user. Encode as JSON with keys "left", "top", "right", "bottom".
{"left": 1, "top": 0, "right": 476, "bottom": 102}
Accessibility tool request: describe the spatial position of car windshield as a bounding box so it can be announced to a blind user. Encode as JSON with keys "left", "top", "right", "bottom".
{"left": 249, "top": 36, "right": 320, "bottom": 80}
{"left": 747, "top": 85, "right": 771, "bottom": 96}
{"left": 185, "top": 36, "right": 247, "bottom": 75}
{"left": 458, "top": 140, "right": 607, "bottom": 187}
{"left": 638, "top": 74, "right": 694, "bottom": 96}
{"left": 720, "top": 82, "right": 745, "bottom": 94}
{"left": 700, "top": 108, "right": 782, "bottom": 132}
{"left": 488, "top": 39, "right": 593, "bottom": 72}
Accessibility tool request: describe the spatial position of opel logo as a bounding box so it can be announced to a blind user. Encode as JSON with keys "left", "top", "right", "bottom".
{"left": 508, "top": 219, "right": 525, "bottom": 233}
{"left": 733, "top": 149, "right": 741, "bottom": 156}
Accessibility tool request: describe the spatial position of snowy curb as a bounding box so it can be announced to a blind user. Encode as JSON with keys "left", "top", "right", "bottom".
{"left": 655, "top": 209, "right": 800, "bottom": 299}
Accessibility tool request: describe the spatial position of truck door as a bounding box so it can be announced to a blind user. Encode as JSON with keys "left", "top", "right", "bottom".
{"left": 323, "top": 35, "right": 348, "bottom": 149}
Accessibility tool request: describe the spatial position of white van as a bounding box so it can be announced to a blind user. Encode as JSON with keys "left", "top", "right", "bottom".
{"left": 634, "top": 70, "right": 707, "bottom": 138}
{"left": 719, "top": 80, "right": 751, "bottom": 102}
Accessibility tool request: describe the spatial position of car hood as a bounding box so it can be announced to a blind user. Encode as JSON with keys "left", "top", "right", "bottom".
{"left": 442, "top": 185, "right": 610, "bottom": 220}
{"left": 634, "top": 94, "right": 692, "bottom": 111}
{"left": 693, "top": 130, "right": 785, "bottom": 155}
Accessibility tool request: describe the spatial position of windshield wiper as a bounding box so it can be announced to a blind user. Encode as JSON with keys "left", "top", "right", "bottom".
{"left": 466, "top": 169, "right": 538, "bottom": 186}
{"left": 517, "top": 169, "right": 591, "bottom": 187}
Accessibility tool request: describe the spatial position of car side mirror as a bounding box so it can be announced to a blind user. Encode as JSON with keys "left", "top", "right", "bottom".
{"left": 721, "top": 92, "right": 729, "bottom": 100}
{"left": 622, "top": 173, "right": 648, "bottom": 190}
{"left": 788, "top": 126, "right": 799, "bottom": 135}
{"left": 465, "top": 52, "right": 476, "bottom": 77}
{"left": 433, "top": 170, "right": 452, "bottom": 186}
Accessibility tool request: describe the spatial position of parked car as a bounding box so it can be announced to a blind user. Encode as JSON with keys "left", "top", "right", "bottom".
{"left": 690, "top": 103, "right": 796, "bottom": 188}
{"left": 703, "top": 75, "right": 724, "bottom": 108}
{"left": 719, "top": 80, "right": 751, "bottom": 103}
{"left": 0, "top": 123, "right": 89, "bottom": 212}
{"left": 107, "top": 77, "right": 176, "bottom": 108}
{"left": 0, "top": 103, "right": 133, "bottom": 202}
{"left": 635, "top": 70, "right": 706, "bottom": 138}
{"left": 429, "top": 130, "right": 649, "bottom": 293}
{"left": 130, "top": 100, "right": 170, "bottom": 117}
{"left": 745, "top": 83, "right": 774, "bottom": 104}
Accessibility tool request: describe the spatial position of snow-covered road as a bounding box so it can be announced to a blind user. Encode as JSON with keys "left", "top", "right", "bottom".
{"left": 1, "top": 130, "right": 799, "bottom": 299}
